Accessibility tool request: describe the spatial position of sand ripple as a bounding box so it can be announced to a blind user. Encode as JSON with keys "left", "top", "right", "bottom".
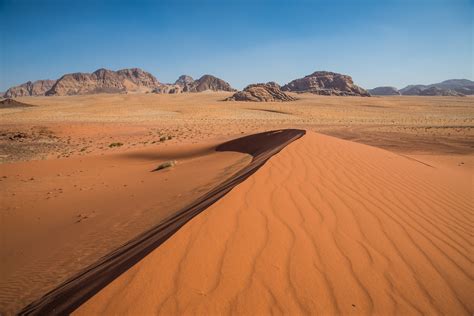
{"left": 72, "top": 132, "right": 473, "bottom": 315}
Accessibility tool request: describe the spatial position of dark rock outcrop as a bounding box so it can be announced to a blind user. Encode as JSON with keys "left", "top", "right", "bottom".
{"left": 226, "top": 82, "right": 296, "bottom": 102}
{"left": 0, "top": 98, "right": 35, "bottom": 108}
{"left": 368, "top": 86, "right": 400, "bottom": 96}
{"left": 3, "top": 80, "right": 56, "bottom": 98}
{"left": 282, "top": 71, "right": 370, "bottom": 97}
{"left": 46, "top": 68, "right": 160, "bottom": 96}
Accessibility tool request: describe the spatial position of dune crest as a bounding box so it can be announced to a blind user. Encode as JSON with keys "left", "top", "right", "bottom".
{"left": 75, "top": 132, "right": 473, "bottom": 315}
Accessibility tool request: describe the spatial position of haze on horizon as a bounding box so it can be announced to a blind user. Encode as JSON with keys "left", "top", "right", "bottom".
{"left": 0, "top": 0, "right": 472, "bottom": 91}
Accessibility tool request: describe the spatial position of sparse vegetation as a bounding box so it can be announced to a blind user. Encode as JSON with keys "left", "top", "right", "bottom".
{"left": 109, "top": 142, "right": 123, "bottom": 148}
{"left": 153, "top": 160, "right": 177, "bottom": 171}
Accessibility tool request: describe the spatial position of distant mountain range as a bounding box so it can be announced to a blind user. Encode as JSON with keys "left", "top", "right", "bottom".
{"left": 1, "top": 69, "right": 371, "bottom": 98}
{"left": 369, "top": 79, "right": 474, "bottom": 96}
{"left": 2, "top": 68, "right": 235, "bottom": 98}
{"left": 3, "top": 68, "right": 472, "bottom": 98}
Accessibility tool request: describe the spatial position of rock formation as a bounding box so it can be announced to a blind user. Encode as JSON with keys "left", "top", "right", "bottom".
{"left": 153, "top": 84, "right": 183, "bottom": 94}
{"left": 46, "top": 68, "right": 160, "bottom": 96}
{"left": 226, "top": 82, "right": 296, "bottom": 102}
{"left": 282, "top": 71, "right": 370, "bottom": 96}
{"left": 368, "top": 86, "right": 401, "bottom": 96}
{"left": 3, "top": 80, "right": 56, "bottom": 98}
{"left": 154, "top": 74, "right": 235, "bottom": 94}
{"left": 191, "top": 75, "right": 235, "bottom": 92}
{"left": 174, "top": 75, "right": 195, "bottom": 92}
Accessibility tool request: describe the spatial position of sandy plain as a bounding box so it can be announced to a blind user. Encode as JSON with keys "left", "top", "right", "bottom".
{"left": 0, "top": 92, "right": 473, "bottom": 315}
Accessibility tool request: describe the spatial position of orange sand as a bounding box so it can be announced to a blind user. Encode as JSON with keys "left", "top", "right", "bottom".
{"left": 76, "top": 132, "right": 473, "bottom": 315}
{"left": 0, "top": 141, "right": 250, "bottom": 313}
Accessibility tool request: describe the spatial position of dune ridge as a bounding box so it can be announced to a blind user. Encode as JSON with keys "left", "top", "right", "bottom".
{"left": 76, "top": 132, "right": 473, "bottom": 315}
{"left": 18, "top": 129, "right": 305, "bottom": 315}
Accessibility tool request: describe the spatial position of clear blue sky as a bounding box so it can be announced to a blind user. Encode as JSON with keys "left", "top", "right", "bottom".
{"left": 0, "top": 0, "right": 472, "bottom": 91}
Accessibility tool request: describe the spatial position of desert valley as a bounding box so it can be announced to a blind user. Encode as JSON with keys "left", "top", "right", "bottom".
{"left": 0, "top": 66, "right": 472, "bottom": 315}
{"left": 1, "top": 1, "right": 474, "bottom": 314}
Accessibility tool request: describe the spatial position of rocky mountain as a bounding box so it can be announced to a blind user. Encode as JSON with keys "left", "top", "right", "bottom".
{"left": 400, "top": 86, "right": 424, "bottom": 96}
{"left": 45, "top": 68, "right": 160, "bottom": 96}
{"left": 400, "top": 79, "right": 473, "bottom": 96}
{"left": 226, "top": 82, "right": 296, "bottom": 102}
{"left": 368, "top": 86, "right": 400, "bottom": 96}
{"left": 281, "top": 71, "right": 370, "bottom": 97}
{"left": 3, "top": 80, "right": 56, "bottom": 98}
{"left": 174, "top": 75, "right": 195, "bottom": 92}
{"left": 191, "top": 75, "right": 235, "bottom": 92}
{"left": 401, "top": 86, "right": 464, "bottom": 96}
{"left": 154, "top": 74, "right": 235, "bottom": 94}
{"left": 418, "top": 87, "right": 465, "bottom": 96}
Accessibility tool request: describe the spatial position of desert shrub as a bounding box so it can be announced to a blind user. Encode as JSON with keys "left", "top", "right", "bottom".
{"left": 153, "top": 160, "right": 177, "bottom": 171}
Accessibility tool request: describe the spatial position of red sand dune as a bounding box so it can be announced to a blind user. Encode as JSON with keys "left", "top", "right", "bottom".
{"left": 71, "top": 131, "right": 473, "bottom": 315}
{"left": 1, "top": 139, "right": 250, "bottom": 314}
{"left": 18, "top": 130, "right": 305, "bottom": 315}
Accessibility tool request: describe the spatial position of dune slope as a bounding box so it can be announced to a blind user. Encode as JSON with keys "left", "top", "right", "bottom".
{"left": 18, "top": 130, "right": 305, "bottom": 315}
{"left": 73, "top": 132, "right": 472, "bottom": 315}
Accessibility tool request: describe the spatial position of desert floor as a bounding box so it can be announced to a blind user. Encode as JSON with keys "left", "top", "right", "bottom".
{"left": 0, "top": 92, "right": 473, "bottom": 315}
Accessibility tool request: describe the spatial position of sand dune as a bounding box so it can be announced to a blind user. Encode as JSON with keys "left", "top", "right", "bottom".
{"left": 19, "top": 130, "right": 305, "bottom": 315}
{"left": 73, "top": 131, "right": 473, "bottom": 315}
{"left": 0, "top": 141, "right": 251, "bottom": 314}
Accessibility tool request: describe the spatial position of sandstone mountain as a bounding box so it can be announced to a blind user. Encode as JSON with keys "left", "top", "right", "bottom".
{"left": 3, "top": 80, "right": 56, "bottom": 98}
{"left": 174, "top": 75, "right": 195, "bottom": 92}
{"left": 226, "top": 82, "right": 296, "bottom": 102}
{"left": 191, "top": 75, "right": 235, "bottom": 92}
{"left": 46, "top": 68, "right": 160, "bottom": 96}
{"left": 368, "top": 86, "right": 400, "bottom": 96}
{"left": 154, "top": 74, "right": 235, "bottom": 94}
{"left": 282, "top": 71, "right": 370, "bottom": 97}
